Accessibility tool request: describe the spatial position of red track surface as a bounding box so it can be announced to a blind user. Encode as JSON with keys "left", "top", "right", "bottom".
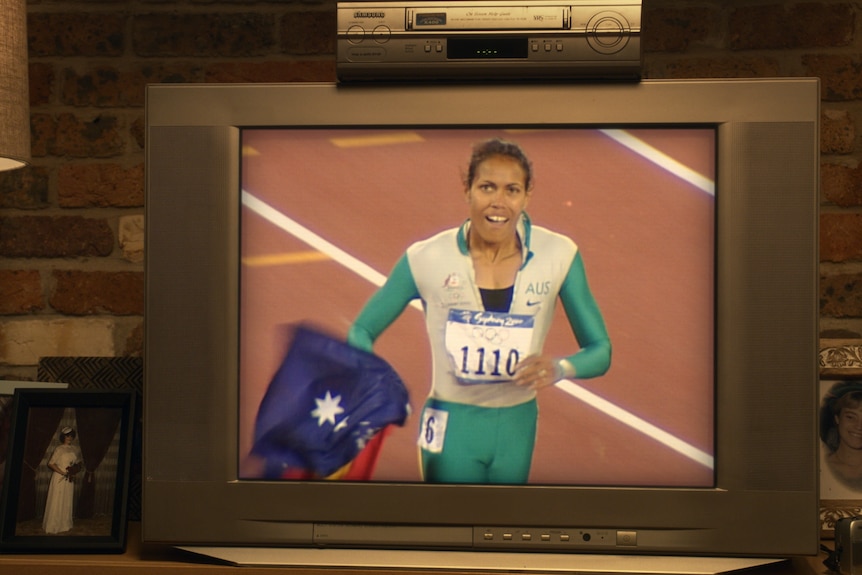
{"left": 239, "top": 128, "right": 715, "bottom": 487}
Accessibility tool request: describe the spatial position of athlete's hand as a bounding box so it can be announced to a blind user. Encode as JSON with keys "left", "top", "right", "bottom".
{"left": 513, "top": 355, "right": 563, "bottom": 390}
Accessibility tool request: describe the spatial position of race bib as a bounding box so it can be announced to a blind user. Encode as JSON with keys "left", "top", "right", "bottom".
{"left": 444, "top": 309, "right": 535, "bottom": 385}
{"left": 418, "top": 407, "right": 448, "bottom": 453}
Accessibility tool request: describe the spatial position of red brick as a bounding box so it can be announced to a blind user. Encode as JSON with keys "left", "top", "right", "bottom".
{"left": 28, "top": 63, "right": 54, "bottom": 107}
{"left": 0, "top": 167, "right": 50, "bottom": 209}
{"left": 729, "top": 4, "right": 855, "bottom": 51}
{"left": 0, "top": 270, "right": 44, "bottom": 315}
{"left": 61, "top": 64, "right": 205, "bottom": 108}
{"left": 130, "top": 116, "right": 145, "bottom": 150}
{"left": 641, "top": 7, "right": 719, "bottom": 53}
{"left": 132, "top": 13, "right": 276, "bottom": 57}
{"left": 803, "top": 54, "right": 862, "bottom": 101}
{"left": 821, "top": 213, "right": 862, "bottom": 262}
{"left": 29, "top": 113, "right": 56, "bottom": 158}
{"left": 53, "top": 113, "right": 125, "bottom": 158}
{"left": 27, "top": 13, "right": 125, "bottom": 57}
{"left": 658, "top": 56, "right": 780, "bottom": 79}
{"left": 281, "top": 11, "right": 337, "bottom": 55}
{"left": 51, "top": 271, "right": 144, "bottom": 316}
{"left": 0, "top": 216, "right": 114, "bottom": 258}
{"left": 821, "top": 163, "right": 862, "bottom": 207}
{"left": 30, "top": 113, "right": 124, "bottom": 159}
{"left": 821, "top": 109, "right": 856, "bottom": 154}
{"left": 821, "top": 273, "right": 862, "bottom": 318}
{"left": 58, "top": 163, "right": 144, "bottom": 208}
{"left": 205, "top": 60, "right": 336, "bottom": 83}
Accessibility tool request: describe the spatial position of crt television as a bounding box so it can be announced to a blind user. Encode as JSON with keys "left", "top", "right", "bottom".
{"left": 144, "top": 79, "right": 820, "bottom": 567}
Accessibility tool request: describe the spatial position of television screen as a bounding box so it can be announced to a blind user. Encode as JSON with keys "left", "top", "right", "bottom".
{"left": 238, "top": 127, "right": 715, "bottom": 488}
{"left": 144, "top": 79, "right": 820, "bottom": 565}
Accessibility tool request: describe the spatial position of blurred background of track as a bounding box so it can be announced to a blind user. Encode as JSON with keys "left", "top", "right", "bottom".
{"left": 239, "top": 128, "right": 715, "bottom": 486}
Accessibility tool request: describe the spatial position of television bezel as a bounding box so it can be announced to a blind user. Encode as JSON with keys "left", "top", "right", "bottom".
{"left": 143, "top": 78, "right": 820, "bottom": 562}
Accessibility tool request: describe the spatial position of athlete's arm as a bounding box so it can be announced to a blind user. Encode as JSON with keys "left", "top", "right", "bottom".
{"left": 558, "top": 251, "right": 612, "bottom": 379}
{"left": 347, "top": 254, "right": 420, "bottom": 352}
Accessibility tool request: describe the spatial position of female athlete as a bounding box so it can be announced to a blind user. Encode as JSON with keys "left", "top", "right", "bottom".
{"left": 348, "top": 137, "right": 611, "bottom": 484}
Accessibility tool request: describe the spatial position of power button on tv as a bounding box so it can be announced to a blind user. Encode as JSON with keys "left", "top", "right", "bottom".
{"left": 616, "top": 530, "right": 638, "bottom": 547}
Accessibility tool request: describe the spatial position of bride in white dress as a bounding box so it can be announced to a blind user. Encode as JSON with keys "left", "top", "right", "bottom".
{"left": 42, "top": 427, "right": 82, "bottom": 535}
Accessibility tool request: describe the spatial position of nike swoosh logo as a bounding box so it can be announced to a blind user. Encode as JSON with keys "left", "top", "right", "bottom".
{"left": 526, "top": 300, "right": 542, "bottom": 306}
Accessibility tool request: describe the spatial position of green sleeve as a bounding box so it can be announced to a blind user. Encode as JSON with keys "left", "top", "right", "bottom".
{"left": 559, "top": 251, "right": 612, "bottom": 378}
{"left": 347, "top": 254, "right": 420, "bottom": 352}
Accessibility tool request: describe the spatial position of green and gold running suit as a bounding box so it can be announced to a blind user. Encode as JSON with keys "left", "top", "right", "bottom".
{"left": 349, "top": 214, "right": 611, "bottom": 484}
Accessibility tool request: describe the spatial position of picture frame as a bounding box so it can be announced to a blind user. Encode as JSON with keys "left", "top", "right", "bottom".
{"left": 0, "top": 389, "right": 135, "bottom": 553}
{"left": 819, "top": 338, "right": 862, "bottom": 536}
{"left": 37, "top": 357, "right": 143, "bottom": 521}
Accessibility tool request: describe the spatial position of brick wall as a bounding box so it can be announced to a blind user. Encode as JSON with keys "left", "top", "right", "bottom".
{"left": 0, "top": 0, "right": 860, "bottom": 379}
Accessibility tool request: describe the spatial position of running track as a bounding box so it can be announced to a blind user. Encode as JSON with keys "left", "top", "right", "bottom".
{"left": 238, "top": 128, "right": 715, "bottom": 487}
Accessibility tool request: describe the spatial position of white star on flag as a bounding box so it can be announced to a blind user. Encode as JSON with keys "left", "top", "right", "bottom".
{"left": 310, "top": 391, "right": 345, "bottom": 427}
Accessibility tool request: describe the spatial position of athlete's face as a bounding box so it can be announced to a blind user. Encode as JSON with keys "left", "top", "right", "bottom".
{"left": 465, "top": 155, "right": 531, "bottom": 246}
{"left": 836, "top": 405, "right": 862, "bottom": 451}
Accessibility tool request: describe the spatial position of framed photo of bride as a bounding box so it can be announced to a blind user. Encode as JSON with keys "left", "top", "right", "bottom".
{"left": 0, "top": 389, "right": 135, "bottom": 552}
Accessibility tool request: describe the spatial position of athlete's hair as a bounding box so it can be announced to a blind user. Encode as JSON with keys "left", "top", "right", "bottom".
{"left": 465, "top": 138, "right": 534, "bottom": 191}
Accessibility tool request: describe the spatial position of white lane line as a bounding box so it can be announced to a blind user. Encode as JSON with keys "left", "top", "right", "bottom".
{"left": 557, "top": 380, "right": 714, "bottom": 469}
{"left": 243, "top": 190, "right": 386, "bottom": 285}
{"left": 599, "top": 129, "right": 715, "bottom": 196}
{"left": 242, "top": 190, "right": 423, "bottom": 311}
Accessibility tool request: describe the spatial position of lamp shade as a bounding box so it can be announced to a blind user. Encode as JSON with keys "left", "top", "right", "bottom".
{"left": 0, "top": 0, "right": 30, "bottom": 171}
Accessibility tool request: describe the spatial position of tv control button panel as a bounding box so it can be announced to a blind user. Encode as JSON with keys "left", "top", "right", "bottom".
{"left": 474, "top": 527, "right": 639, "bottom": 550}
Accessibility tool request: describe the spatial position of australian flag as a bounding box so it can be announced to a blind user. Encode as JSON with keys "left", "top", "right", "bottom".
{"left": 251, "top": 324, "right": 410, "bottom": 479}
